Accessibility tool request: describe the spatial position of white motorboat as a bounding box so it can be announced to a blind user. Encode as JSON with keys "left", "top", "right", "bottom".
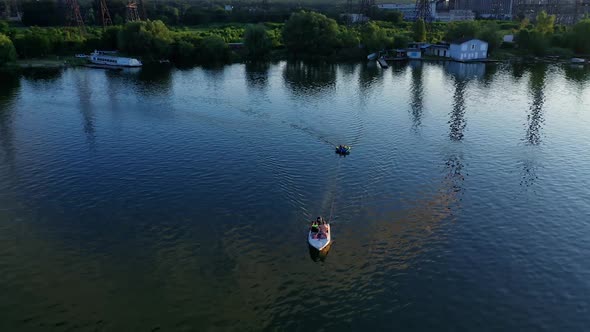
{"left": 308, "top": 224, "right": 331, "bottom": 251}
{"left": 571, "top": 58, "right": 586, "bottom": 64}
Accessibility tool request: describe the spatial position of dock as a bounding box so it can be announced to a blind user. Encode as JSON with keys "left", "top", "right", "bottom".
{"left": 377, "top": 57, "right": 389, "bottom": 69}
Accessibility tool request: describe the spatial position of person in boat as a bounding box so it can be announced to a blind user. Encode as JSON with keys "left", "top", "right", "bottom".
{"left": 311, "top": 217, "right": 321, "bottom": 233}
{"left": 318, "top": 220, "right": 329, "bottom": 239}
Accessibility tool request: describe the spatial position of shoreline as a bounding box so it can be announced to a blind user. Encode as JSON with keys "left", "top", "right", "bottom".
{"left": 3, "top": 54, "right": 587, "bottom": 71}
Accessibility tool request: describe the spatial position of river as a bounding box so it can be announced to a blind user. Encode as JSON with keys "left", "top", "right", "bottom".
{"left": 0, "top": 61, "right": 589, "bottom": 331}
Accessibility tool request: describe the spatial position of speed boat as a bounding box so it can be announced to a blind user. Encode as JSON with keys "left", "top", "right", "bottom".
{"left": 335, "top": 145, "right": 351, "bottom": 155}
{"left": 308, "top": 224, "right": 331, "bottom": 251}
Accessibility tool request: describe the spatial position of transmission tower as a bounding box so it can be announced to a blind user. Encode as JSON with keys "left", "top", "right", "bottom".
{"left": 415, "top": 0, "right": 433, "bottom": 22}
{"left": 65, "top": 0, "right": 86, "bottom": 33}
{"left": 576, "top": 0, "right": 590, "bottom": 22}
{"left": 99, "top": 0, "right": 112, "bottom": 28}
{"left": 358, "top": 0, "right": 374, "bottom": 19}
{"left": 126, "top": 1, "right": 140, "bottom": 22}
{"left": 2, "top": 0, "right": 21, "bottom": 21}
{"left": 138, "top": 0, "right": 147, "bottom": 20}
{"left": 1, "top": 0, "right": 9, "bottom": 18}
{"left": 448, "top": 0, "right": 458, "bottom": 10}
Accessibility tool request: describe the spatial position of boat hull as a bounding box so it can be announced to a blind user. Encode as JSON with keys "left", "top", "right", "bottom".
{"left": 308, "top": 225, "right": 331, "bottom": 251}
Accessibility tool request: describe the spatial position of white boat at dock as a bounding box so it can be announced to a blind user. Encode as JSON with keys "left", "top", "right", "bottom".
{"left": 88, "top": 50, "right": 142, "bottom": 67}
{"left": 571, "top": 58, "right": 586, "bottom": 64}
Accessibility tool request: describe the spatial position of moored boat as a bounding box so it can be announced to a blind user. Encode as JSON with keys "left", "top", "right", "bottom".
{"left": 89, "top": 50, "right": 142, "bottom": 67}
{"left": 571, "top": 58, "right": 586, "bottom": 64}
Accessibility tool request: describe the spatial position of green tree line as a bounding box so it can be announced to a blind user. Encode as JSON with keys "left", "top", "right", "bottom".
{"left": 2, "top": 10, "right": 590, "bottom": 67}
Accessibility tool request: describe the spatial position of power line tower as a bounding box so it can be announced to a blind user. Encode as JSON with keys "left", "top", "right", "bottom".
{"left": 126, "top": 1, "right": 140, "bottom": 22}
{"left": 2, "top": 0, "right": 21, "bottom": 21}
{"left": 1, "top": 0, "right": 10, "bottom": 18}
{"left": 138, "top": 0, "right": 147, "bottom": 20}
{"left": 99, "top": 0, "right": 113, "bottom": 28}
{"left": 415, "top": 0, "right": 433, "bottom": 22}
{"left": 576, "top": 0, "right": 590, "bottom": 22}
{"left": 359, "top": 0, "right": 375, "bottom": 19}
{"left": 65, "top": 0, "right": 86, "bottom": 33}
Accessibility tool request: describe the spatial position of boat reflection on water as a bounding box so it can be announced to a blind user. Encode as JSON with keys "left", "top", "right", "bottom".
{"left": 308, "top": 242, "right": 333, "bottom": 262}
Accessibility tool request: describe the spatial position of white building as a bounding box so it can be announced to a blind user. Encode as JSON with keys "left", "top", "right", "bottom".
{"left": 425, "top": 44, "right": 451, "bottom": 58}
{"left": 449, "top": 38, "right": 488, "bottom": 61}
{"left": 503, "top": 34, "right": 515, "bottom": 43}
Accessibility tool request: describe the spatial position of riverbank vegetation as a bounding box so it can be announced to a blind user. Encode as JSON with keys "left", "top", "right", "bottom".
{"left": 1, "top": 6, "right": 589, "bottom": 67}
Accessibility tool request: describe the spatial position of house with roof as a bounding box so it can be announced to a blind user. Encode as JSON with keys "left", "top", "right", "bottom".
{"left": 449, "top": 38, "right": 488, "bottom": 61}
{"left": 423, "top": 39, "right": 488, "bottom": 62}
{"left": 425, "top": 43, "right": 451, "bottom": 58}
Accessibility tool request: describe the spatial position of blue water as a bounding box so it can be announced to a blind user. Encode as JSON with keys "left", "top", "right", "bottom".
{"left": 0, "top": 61, "right": 589, "bottom": 331}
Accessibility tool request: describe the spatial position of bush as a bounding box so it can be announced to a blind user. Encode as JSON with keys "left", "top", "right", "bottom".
{"left": 477, "top": 23, "right": 502, "bottom": 53}
{"left": 572, "top": 19, "right": 590, "bottom": 54}
{"left": 360, "top": 22, "right": 393, "bottom": 52}
{"left": 244, "top": 24, "right": 272, "bottom": 60}
{"left": 282, "top": 11, "right": 339, "bottom": 56}
{"left": 0, "top": 33, "right": 16, "bottom": 64}
{"left": 413, "top": 19, "right": 426, "bottom": 42}
{"left": 13, "top": 31, "right": 51, "bottom": 57}
{"left": 445, "top": 21, "right": 479, "bottom": 41}
{"left": 338, "top": 28, "right": 360, "bottom": 49}
{"left": 117, "top": 20, "right": 173, "bottom": 60}
{"left": 198, "top": 35, "right": 229, "bottom": 63}
{"left": 517, "top": 29, "right": 549, "bottom": 56}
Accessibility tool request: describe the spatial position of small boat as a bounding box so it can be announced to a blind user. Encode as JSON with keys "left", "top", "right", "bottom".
{"left": 335, "top": 145, "right": 351, "bottom": 155}
{"left": 308, "top": 223, "right": 331, "bottom": 251}
{"left": 367, "top": 52, "right": 378, "bottom": 61}
{"left": 377, "top": 57, "right": 389, "bottom": 68}
{"left": 571, "top": 58, "right": 586, "bottom": 64}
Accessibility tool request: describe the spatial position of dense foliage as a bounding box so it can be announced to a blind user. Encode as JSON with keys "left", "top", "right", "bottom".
{"left": 282, "top": 11, "right": 339, "bottom": 56}
{"left": 0, "top": 33, "right": 16, "bottom": 64}
{"left": 244, "top": 24, "right": 272, "bottom": 59}
{"left": 413, "top": 19, "right": 426, "bottom": 42}
{"left": 117, "top": 21, "right": 174, "bottom": 60}
{"left": 2, "top": 7, "right": 589, "bottom": 67}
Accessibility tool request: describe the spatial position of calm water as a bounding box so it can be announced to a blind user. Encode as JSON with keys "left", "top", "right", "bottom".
{"left": 1, "top": 61, "right": 590, "bottom": 331}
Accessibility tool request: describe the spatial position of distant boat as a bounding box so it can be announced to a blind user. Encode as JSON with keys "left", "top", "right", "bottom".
{"left": 89, "top": 50, "right": 142, "bottom": 67}
{"left": 367, "top": 53, "right": 378, "bottom": 61}
{"left": 571, "top": 58, "right": 586, "bottom": 64}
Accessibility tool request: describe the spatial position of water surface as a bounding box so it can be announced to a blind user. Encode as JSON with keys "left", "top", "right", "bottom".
{"left": 1, "top": 61, "right": 590, "bottom": 331}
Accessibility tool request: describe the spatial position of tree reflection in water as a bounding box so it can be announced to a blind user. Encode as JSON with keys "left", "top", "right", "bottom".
{"left": 282, "top": 61, "right": 337, "bottom": 97}
{"left": 525, "top": 65, "right": 547, "bottom": 146}
{"left": 409, "top": 61, "right": 424, "bottom": 130}
{"left": 245, "top": 62, "right": 271, "bottom": 92}
{"left": 443, "top": 62, "right": 486, "bottom": 142}
{"left": 73, "top": 71, "right": 96, "bottom": 147}
{"left": 0, "top": 71, "right": 20, "bottom": 171}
